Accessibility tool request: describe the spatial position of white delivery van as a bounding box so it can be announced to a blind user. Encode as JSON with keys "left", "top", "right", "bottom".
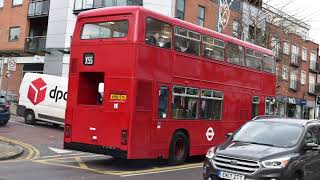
{"left": 17, "top": 73, "right": 68, "bottom": 125}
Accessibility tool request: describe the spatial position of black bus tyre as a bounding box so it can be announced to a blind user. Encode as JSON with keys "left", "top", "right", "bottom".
{"left": 293, "top": 172, "right": 303, "bottom": 180}
{"left": 169, "top": 131, "right": 189, "bottom": 164}
{"left": 25, "top": 110, "right": 35, "bottom": 125}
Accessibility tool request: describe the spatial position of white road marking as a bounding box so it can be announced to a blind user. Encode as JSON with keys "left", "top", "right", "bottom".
{"left": 48, "top": 147, "right": 73, "bottom": 154}
{"left": 120, "top": 165, "right": 203, "bottom": 177}
{"left": 10, "top": 120, "right": 34, "bottom": 127}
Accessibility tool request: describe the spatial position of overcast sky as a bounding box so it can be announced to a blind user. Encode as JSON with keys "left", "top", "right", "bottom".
{"left": 268, "top": 0, "right": 320, "bottom": 45}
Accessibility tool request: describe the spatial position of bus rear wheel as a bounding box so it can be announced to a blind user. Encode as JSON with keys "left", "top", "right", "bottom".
{"left": 169, "top": 131, "right": 189, "bottom": 164}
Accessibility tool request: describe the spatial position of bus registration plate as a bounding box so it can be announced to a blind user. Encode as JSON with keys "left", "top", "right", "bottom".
{"left": 110, "top": 94, "right": 127, "bottom": 101}
{"left": 218, "top": 171, "right": 245, "bottom": 180}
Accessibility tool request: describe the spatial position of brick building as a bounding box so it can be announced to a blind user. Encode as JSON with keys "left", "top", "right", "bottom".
{"left": 0, "top": 0, "right": 48, "bottom": 101}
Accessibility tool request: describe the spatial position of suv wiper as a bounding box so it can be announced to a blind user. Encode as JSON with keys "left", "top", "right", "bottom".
{"left": 233, "top": 140, "right": 275, "bottom": 147}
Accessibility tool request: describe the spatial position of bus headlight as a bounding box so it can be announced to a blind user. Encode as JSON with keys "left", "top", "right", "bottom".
{"left": 262, "top": 157, "right": 290, "bottom": 169}
{"left": 206, "top": 147, "right": 216, "bottom": 159}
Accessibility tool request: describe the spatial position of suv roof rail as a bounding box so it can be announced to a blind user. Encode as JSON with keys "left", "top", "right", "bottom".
{"left": 252, "top": 115, "right": 280, "bottom": 121}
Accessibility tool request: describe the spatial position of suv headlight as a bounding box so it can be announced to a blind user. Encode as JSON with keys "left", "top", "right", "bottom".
{"left": 262, "top": 157, "right": 290, "bottom": 169}
{"left": 206, "top": 147, "right": 216, "bottom": 159}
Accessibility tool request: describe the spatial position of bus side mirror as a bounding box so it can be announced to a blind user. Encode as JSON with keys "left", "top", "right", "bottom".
{"left": 225, "top": 133, "right": 233, "bottom": 139}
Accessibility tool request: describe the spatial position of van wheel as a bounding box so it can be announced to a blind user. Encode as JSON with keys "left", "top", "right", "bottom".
{"left": 169, "top": 131, "right": 189, "bottom": 164}
{"left": 25, "top": 110, "right": 35, "bottom": 125}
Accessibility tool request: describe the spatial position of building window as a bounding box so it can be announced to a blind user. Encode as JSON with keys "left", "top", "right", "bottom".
{"left": 290, "top": 69, "right": 298, "bottom": 90}
{"left": 74, "top": 0, "right": 142, "bottom": 11}
{"left": 0, "top": 0, "right": 3, "bottom": 8}
{"left": 271, "top": 37, "right": 280, "bottom": 58}
{"left": 310, "top": 51, "right": 317, "bottom": 71}
{"left": 203, "top": 35, "right": 225, "bottom": 61}
{"left": 226, "top": 43, "right": 244, "bottom": 65}
{"left": 197, "top": 6, "right": 205, "bottom": 27}
{"left": 291, "top": 45, "right": 299, "bottom": 65}
{"left": 301, "top": 70, "right": 306, "bottom": 85}
{"left": 145, "top": 18, "right": 172, "bottom": 49}
{"left": 175, "top": 0, "right": 185, "bottom": 20}
{"left": 12, "top": 0, "right": 23, "bottom": 6}
{"left": 302, "top": 48, "right": 307, "bottom": 61}
{"left": 9, "top": 27, "right": 20, "bottom": 42}
{"left": 282, "top": 66, "right": 288, "bottom": 80}
{"left": 283, "top": 42, "right": 289, "bottom": 55}
{"left": 309, "top": 73, "right": 316, "bottom": 94}
{"left": 232, "top": 20, "right": 239, "bottom": 38}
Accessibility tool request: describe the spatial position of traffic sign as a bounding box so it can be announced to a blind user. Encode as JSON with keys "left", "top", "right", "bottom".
{"left": 8, "top": 58, "right": 16, "bottom": 71}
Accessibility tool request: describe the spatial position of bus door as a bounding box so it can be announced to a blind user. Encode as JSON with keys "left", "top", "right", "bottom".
{"left": 151, "top": 83, "right": 170, "bottom": 156}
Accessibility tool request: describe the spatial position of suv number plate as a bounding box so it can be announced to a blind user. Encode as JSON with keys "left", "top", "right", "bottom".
{"left": 218, "top": 171, "right": 245, "bottom": 180}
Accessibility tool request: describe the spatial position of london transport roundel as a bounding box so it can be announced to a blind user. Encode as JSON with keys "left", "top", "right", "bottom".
{"left": 206, "top": 127, "right": 215, "bottom": 141}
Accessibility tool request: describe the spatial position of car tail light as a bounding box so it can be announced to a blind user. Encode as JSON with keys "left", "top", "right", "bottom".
{"left": 121, "top": 129, "right": 128, "bottom": 145}
{"left": 65, "top": 124, "right": 71, "bottom": 138}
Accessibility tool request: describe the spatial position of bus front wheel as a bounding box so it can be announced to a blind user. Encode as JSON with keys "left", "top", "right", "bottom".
{"left": 169, "top": 131, "right": 189, "bottom": 164}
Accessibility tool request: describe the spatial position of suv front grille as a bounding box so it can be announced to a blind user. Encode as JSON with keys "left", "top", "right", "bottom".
{"left": 213, "top": 155, "right": 260, "bottom": 174}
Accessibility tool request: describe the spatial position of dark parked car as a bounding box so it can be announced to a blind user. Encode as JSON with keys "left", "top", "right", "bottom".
{"left": 0, "top": 96, "right": 10, "bottom": 126}
{"left": 203, "top": 117, "right": 320, "bottom": 180}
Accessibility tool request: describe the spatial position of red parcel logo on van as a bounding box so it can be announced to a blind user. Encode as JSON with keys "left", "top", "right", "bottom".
{"left": 28, "top": 78, "right": 47, "bottom": 105}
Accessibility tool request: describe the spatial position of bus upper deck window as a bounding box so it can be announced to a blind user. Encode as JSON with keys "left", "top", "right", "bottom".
{"left": 145, "top": 18, "right": 172, "bottom": 48}
{"left": 81, "top": 20, "right": 128, "bottom": 40}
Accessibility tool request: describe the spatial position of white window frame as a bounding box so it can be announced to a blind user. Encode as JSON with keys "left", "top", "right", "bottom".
{"left": 301, "top": 70, "right": 306, "bottom": 85}
{"left": 283, "top": 42, "right": 289, "bottom": 55}
{"left": 290, "top": 69, "right": 298, "bottom": 90}
{"left": 310, "top": 51, "right": 317, "bottom": 70}
{"left": 271, "top": 37, "right": 280, "bottom": 57}
{"left": 232, "top": 20, "right": 239, "bottom": 38}
{"left": 302, "top": 48, "right": 307, "bottom": 61}
{"left": 282, "top": 66, "right": 288, "bottom": 80}
{"left": 309, "top": 73, "right": 316, "bottom": 94}
{"left": 12, "top": 0, "right": 23, "bottom": 6}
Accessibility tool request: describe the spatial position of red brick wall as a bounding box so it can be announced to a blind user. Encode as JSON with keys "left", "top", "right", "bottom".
{"left": 0, "top": 0, "right": 30, "bottom": 51}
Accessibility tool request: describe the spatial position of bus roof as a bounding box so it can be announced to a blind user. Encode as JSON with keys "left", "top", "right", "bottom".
{"left": 78, "top": 6, "right": 274, "bottom": 56}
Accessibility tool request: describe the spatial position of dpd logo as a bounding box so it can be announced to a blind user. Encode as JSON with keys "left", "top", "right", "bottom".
{"left": 28, "top": 78, "right": 47, "bottom": 105}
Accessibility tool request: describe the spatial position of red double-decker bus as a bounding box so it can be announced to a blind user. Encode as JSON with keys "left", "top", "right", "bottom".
{"left": 64, "top": 6, "right": 276, "bottom": 163}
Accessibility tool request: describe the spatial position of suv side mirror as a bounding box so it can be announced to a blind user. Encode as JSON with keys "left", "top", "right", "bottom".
{"left": 305, "top": 143, "right": 320, "bottom": 151}
{"left": 225, "top": 133, "right": 233, "bottom": 139}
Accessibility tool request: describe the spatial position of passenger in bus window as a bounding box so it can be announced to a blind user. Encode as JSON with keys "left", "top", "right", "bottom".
{"left": 146, "top": 32, "right": 160, "bottom": 46}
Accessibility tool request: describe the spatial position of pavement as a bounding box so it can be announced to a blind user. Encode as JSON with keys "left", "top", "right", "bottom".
{"left": 0, "top": 140, "right": 24, "bottom": 160}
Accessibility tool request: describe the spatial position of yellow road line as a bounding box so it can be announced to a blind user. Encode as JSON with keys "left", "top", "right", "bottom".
{"left": 35, "top": 156, "right": 202, "bottom": 177}
{"left": 75, "top": 157, "right": 89, "bottom": 169}
{"left": 0, "top": 136, "right": 40, "bottom": 160}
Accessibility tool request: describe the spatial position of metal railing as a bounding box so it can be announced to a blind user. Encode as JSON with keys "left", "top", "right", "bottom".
{"left": 25, "top": 36, "right": 47, "bottom": 52}
{"left": 28, "top": 0, "right": 49, "bottom": 17}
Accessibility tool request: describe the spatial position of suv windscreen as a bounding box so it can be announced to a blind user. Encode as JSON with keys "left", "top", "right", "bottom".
{"left": 233, "top": 121, "right": 303, "bottom": 148}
